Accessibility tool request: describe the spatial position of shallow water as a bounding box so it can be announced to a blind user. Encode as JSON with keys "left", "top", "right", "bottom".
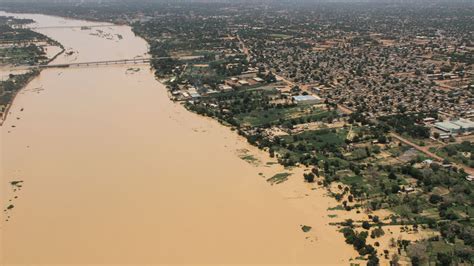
{"left": 0, "top": 12, "right": 352, "bottom": 265}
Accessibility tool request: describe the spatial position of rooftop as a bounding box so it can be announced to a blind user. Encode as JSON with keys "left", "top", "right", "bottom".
{"left": 293, "top": 95, "right": 321, "bottom": 101}
{"left": 435, "top": 121, "right": 461, "bottom": 131}
{"left": 451, "top": 118, "right": 474, "bottom": 129}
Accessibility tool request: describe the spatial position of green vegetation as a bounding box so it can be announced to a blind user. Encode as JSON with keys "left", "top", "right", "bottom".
{"left": 10, "top": 180, "right": 23, "bottom": 188}
{"left": 236, "top": 105, "right": 332, "bottom": 127}
{"left": 186, "top": 87, "right": 336, "bottom": 129}
{"left": 267, "top": 172, "right": 292, "bottom": 185}
{"left": 272, "top": 128, "right": 347, "bottom": 167}
{"left": 436, "top": 141, "right": 474, "bottom": 168}
{"left": 304, "top": 172, "right": 315, "bottom": 183}
{"left": 1, "top": 70, "right": 40, "bottom": 115}
{"left": 341, "top": 226, "right": 379, "bottom": 264}
{"left": 301, "top": 225, "right": 312, "bottom": 232}
{"left": 377, "top": 113, "right": 433, "bottom": 139}
{"left": 0, "top": 16, "right": 63, "bottom": 120}
{"left": 0, "top": 43, "right": 48, "bottom": 65}
{"left": 239, "top": 154, "right": 258, "bottom": 165}
{"left": 405, "top": 238, "right": 473, "bottom": 265}
{"left": 1, "top": 1, "right": 473, "bottom": 264}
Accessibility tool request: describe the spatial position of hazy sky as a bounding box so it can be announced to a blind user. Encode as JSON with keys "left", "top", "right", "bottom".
{"left": 0, "top": 0, "right": 470, "bottom": 3}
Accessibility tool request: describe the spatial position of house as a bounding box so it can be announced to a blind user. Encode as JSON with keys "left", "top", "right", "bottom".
{"left": 451, "top": 119, "right": 474, "bottom": 133}
{"left": 238, "top": 80, "right": 250, "bottom": 86}
{"left": 423, "top": 117, "right": 436, "bottom": 124}
{"left": 311, "top": 87, "right": 321, "bottom": 93}
{"left": 438, "top": 133, "right": 452, "bottom": 142}
{"left": 253, "top": 77, "right": 264, "bottom": 83}
{"left": 188, "top": 87, "right": 200, "bottom": 98}
{"left": 292, "top": 95, "right": 322, "bottom": 105}
{"left": 435, "top": 121, "right": 461, "bottom": 133}
{"left": 219, "top": 84, "right": 233, "bottom": 92}
{"left": 435, "top": 119, "right": 474, "bottom": 134}
{"left": 422, "top": 159, "right": 433, "bottom": 166}
{"left": 206, "top": 89, "right": 219, "bottom": 95}
{"left": 189, "top": 92, "right": 201, "bottom": 98}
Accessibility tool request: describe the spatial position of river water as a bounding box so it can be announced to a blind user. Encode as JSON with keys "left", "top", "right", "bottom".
{"left": 1, "top": 12, "right": 351, "bottom": 265}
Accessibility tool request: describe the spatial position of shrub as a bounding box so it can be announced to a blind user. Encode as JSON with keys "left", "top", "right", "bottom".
{"left": 304, "top": 173, "right": 315, "bottom": 183}
{"left": 362, "top": 221, "right": 371, "bottom": 230}
{"left": 429, "top": 194, "right": 443, "bottom": 204}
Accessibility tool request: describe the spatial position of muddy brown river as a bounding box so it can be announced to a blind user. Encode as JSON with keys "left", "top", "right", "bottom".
{"left": 1, "top": 12, "right": 353, "bottom": 265}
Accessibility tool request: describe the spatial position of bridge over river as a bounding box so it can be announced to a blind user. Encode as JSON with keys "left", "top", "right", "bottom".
{"left": 23, "top": 24, "right": 119, "bottom": 30}
{"left": 9, "top": 55, "right": 204, "bottom": 71}
{"left": 36, "top": 57, "right": 164, "bottom": 69}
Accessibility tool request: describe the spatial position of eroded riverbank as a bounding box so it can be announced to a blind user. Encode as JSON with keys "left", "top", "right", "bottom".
{"left": 1, "top": 12, "right": 355, "bottom": 265}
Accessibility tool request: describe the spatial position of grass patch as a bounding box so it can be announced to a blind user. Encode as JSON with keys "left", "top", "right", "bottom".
{"left": 282, "top": 128, "right": 347, "bottom": 149}
{"left": 341, "top": 175, "right": 364, "bottom": 186}
{"left": 240, "top": 154, "right": 258, "bottom": 164}
{"left": 328, "top": 205, "right": 345, "bottom": 211}
{"left": 267, "top": 172, "right": 292, "bottom": 185}
{"left": 236, "top": 106, "right": 332, "bottom": 127}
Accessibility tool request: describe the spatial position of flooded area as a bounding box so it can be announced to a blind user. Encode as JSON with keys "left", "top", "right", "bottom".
{"left": 1, "top": 12, "right": 353, "bottom": 265}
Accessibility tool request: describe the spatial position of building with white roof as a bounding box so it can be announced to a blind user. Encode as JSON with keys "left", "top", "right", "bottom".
{"left": 435, "top": 118, "right": 474, "bottom": 134}
{"left": 292, "top": 95, "right": 322, "bottom": 105}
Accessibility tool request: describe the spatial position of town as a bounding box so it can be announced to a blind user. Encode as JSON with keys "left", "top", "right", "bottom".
{"left": 1, "top": 0, "right": 473, "bottom": 265}
{"left": 121, "top": 3, "right": 474, "bottom": 264}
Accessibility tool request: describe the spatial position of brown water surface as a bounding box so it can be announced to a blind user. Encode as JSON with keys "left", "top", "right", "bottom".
{"left": 1, "top": 12, "right": 352, "bottom": 265}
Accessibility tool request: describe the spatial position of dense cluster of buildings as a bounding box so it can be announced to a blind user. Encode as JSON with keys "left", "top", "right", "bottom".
{"left": 242, "top": 17, "right": 472, "bottom": 120}
{"left": 145, "top": 2, "right": 474, "bottom": 142}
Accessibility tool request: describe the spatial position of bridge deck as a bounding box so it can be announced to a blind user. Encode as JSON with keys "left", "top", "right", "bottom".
{"left": 9, "top": 58, "right": 153, "bottom": 70}
{"left": 41, "top": 58, "right": 152, "bottom": 68}
{"left": 5, "top": 55, "right": 204, "bottom": 71}
{"left": 26, "top": 24, "right": 119, "bottom": 30}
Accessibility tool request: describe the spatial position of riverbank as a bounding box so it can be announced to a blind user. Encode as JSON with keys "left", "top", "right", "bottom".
{"left": 0, "top": 13, "right": 65, "bottom": 126}
{"left": 0, "top": 47, "right": 65, "bottom": 126}
{"left": 1, "top": 12, "right": 357, "bottom": 265}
